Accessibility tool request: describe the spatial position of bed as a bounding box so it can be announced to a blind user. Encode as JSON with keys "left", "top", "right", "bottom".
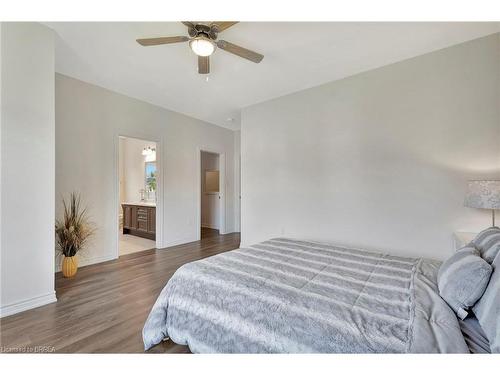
{"left": 142, "top": 238, "right": 475, "bottom": 353}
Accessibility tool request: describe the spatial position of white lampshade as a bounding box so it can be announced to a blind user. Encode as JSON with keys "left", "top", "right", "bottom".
{"left": 464, "top": 180, "right": 500, "bottom": 209}
{"left": 189, "top": 36, "right": 215, "bottom": 57}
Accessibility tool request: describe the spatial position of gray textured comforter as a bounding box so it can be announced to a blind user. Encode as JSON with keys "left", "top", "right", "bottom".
{"left": 143, "top": 238, "right": 469, "bottom": 353}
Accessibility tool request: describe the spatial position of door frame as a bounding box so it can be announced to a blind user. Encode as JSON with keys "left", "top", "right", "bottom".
{"left": 196, "top": 147, "right": 226, "bottom": 240}
{"left": 113, "top": 133, "right": 164, "bottom": 258}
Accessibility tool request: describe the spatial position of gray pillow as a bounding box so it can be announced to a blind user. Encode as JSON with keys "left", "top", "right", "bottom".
{"left": 473, "top": 252, "right": 500, "bottom": 353}
{"left": 438, "top": 246, "right": 492, "bottom": 320}
{"left": 472, "top": 226, "right": 500, "bottom": 263}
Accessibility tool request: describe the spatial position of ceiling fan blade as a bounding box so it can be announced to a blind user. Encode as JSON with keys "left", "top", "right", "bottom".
{"left": 136, "top": 36, "right": 189, "bottom": 46}
{"left": 216, "top": 40, "right": 264, "bottom": 63}
{"left": 211, "top": 22, "right": 238, "bottom": 32}
{"left": 198, "top": 56, "right": 210, "bottom": 74}
{"left": 182, "top": 21, "right": 198, "bottom": 37}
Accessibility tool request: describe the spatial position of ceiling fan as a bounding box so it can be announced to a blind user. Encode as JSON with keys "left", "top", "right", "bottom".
{"left": 136, "top": 21, "right": 264, "bottom": 74}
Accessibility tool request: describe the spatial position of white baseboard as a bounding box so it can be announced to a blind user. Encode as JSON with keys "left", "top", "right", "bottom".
{"left": 0, "top": 291, "right": 57, "bottom": 318}
{"left": 55, "top": 253, "right": 117, "bottom": 273}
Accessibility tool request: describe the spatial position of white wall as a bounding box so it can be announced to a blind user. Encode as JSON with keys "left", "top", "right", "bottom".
{"left": 201, "top": 151, "right": 220, "bottom": 229}
{"left": 241, "top": 33, "right": 500, "bottom": 261}
{"left": 120, "top": 137, "right": 157, "bottom": 203}
{"left": 56, "top": 74, "right": 237, "bottom": 268}
{"left": 0, "top": 23, "right": 56, "bottom": 317}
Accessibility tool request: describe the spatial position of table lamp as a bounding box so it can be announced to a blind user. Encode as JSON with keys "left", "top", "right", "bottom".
{"left": 464, "top": 180, "right": 500, "bottom": 227}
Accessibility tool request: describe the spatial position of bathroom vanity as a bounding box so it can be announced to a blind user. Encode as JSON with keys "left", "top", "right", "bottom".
{"left": 121, "top": 202, "right": 156, "bottom": 240}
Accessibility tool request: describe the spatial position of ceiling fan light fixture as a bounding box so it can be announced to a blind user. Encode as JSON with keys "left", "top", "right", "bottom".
{"left": 136, "top": 22, "right": 263, "bottom": 74}
{"left": 189, "top": 36, "right": 215, "bottom": 57}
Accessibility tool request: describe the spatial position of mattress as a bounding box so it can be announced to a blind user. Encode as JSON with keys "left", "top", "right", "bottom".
{"left": 143, "top": 238, "right": 469, "bottom": 353}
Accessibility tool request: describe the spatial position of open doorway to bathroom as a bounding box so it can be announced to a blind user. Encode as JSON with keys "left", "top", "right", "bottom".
{"left": 118, "top": 136, "right": 158, "bottom": 256}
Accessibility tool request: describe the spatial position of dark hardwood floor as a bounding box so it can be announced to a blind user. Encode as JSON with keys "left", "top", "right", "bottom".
{"left": 200, "top": 227, "right": 220, "bottom": 239}
{"left": 0, "top": 229, "right": 240, "bottom": 353}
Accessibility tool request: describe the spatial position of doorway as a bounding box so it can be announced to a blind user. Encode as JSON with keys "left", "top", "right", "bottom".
{"left": 199, "top": 150, "right": 225, "bottom": 239}
{"left": 118, "top": 136, "right": 159, "bottom": 256}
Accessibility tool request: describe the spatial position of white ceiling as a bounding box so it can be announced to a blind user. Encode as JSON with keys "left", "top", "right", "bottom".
{"left": 46, "top": 22, "right": 500, "bottom": 130}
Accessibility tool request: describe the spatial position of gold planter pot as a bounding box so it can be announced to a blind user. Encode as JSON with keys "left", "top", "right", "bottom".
{"left": 62, "top": 256, "right": 78, "bottom": 278}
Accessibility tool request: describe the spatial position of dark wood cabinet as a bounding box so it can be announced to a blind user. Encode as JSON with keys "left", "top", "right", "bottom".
{"left": 148, "top": 208, "right": 156, "bottom": 233}
{"left": 123, "top": 205, "right": 132, "bottom": 228}
{"left": 122, "top": 204, "right": 156, "bottom": 240}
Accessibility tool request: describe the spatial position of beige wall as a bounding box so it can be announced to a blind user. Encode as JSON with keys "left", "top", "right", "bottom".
{"left": 241, "top": 33, "right": 500, "bottom": 260}
{"left": 1, "top": 23, "right": 56, "bottom": 316}
{"left": 56, "top": 74, "right": 237, "bottom": 268}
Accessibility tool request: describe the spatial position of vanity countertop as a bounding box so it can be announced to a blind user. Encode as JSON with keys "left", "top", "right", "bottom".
{"left": 121, "top": 201, "right": 156, "bottom": 207}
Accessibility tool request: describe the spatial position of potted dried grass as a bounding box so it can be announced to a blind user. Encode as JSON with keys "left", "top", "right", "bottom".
{"left": 55, "top": 193, "right": 95, "bottom": 278}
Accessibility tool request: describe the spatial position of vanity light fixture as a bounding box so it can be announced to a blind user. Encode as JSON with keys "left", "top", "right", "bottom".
{"left": 142, "top": 146, "right": 156, "bottom": 156}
